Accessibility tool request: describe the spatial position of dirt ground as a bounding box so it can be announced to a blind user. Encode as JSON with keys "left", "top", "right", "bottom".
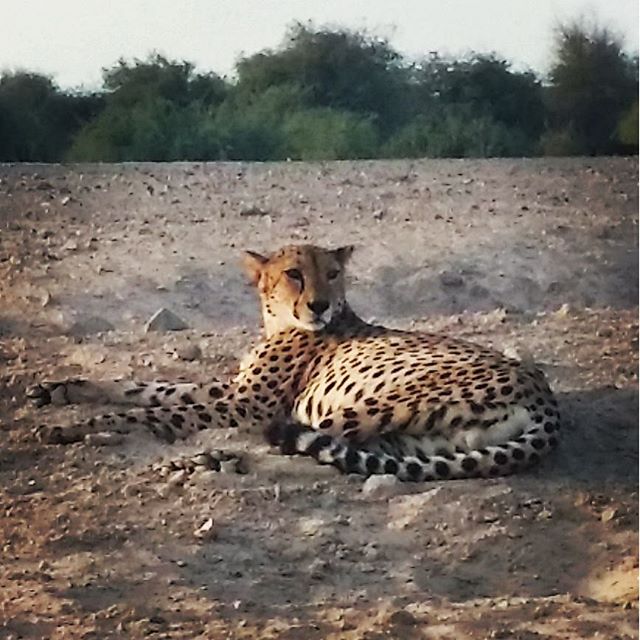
{"left": 0, "top": 157, "right": 637, "bottom": 639}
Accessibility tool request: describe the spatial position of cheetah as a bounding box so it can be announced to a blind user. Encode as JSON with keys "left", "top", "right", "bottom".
{"left": 28, "top": 244, "right": 560, "bottom": 481}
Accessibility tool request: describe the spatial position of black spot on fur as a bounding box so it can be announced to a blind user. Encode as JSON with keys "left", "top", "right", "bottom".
{"left": 494, "top": 451, "right": 509, "bottom": 465}
{"left": 124, "top": 387, "right": 144, "bottom": 396}
{"left": 180, "top": 393, "right": 195, "bottom": 404}
{"left": 208, "top": 386, "right": 223, "bottom": 399}
{"left": 384, "top": 458, "right": 399, "bottom": 474}
{"left": 461, "top": 457, "right": 478, "bottom": 472}
{"left": 434, "top": 460, "right": 450, "bottom": 478}
{"left": 406, "top": 461, "right": 422, "bottom": 481}
{"left": 306, "top": 435, "right": 333, "bottom": 457}
{"left": 365, "top": 455, "right": 380, "bottom": 474}
{"left": 511, "top": 448, "right": 525, "bottom": 460}
{"left": 170, "top": 413, "right": 185, "bottom": 427}
{"left": 344, "top": 448, "right": 360, "bottom": 472}
{"left": 531, "top": 438, "right": 545, "bottom": 450}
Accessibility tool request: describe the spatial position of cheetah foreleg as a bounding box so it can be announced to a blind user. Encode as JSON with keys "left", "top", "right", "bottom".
{"left": 27, "top": 379, "right": 230, "bottom": 408}
{"left": 35, "top": 397, "right": 238, "bottom": 445}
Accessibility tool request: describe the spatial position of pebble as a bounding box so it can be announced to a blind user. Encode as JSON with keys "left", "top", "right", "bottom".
{"left": 362, "top": 474, "right": 402, "bottom": 498}
{"left": 388, "top": 609, "right": 417, "bottom": 626}
{"left": 167, "top": 470, "right": 187, "bottom": 488}
{"left": 194, "top": 518, "right": 216, "bottom": 541}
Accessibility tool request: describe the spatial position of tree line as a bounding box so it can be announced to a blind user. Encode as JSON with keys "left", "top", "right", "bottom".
{"left": 0, "top": 20, "right": 637, "bottom": 162}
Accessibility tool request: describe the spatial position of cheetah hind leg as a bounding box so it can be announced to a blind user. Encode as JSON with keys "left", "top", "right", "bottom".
{"left": 34, "top": 404, "right": 219, "bottom": 445}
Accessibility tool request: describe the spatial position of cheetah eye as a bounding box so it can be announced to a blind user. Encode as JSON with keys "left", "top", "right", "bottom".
{"left": 285, "top": 268, "right": 303, "bottom": 283}
{"left": 327, "top": 269, "right": 340, "bottom": 281}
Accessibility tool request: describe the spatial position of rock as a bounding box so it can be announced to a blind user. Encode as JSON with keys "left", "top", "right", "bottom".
{"left": 145, "top": 308, "right": 189, "bottom": 332}
{"left": 388, "top": 609, "right": 417, "bottom": 626}
{"left": 298, "top": 516, "right": 326, "bottom": 537}
{"left": 239, "top": 205, "right": 269, "bottom": 217}
{"left": 362, "top": 474, "right": 403, "bottom": 498}
{"left": 167, "top": 470, "right": 186, "bottom": 489}
{"left": 172, "top": 343, "right": 201, "bottom": 361}
{"left": 601, "top": 507, "right": 618, "bottom": 523}
{"left": 62, "top": 239, "right": 78, "bottom": 251}
{"left": 68, "top": 316, "right": 115, "bottom": 336}
{"left": 194, "top": 518, "right": 216, "bottom": 541}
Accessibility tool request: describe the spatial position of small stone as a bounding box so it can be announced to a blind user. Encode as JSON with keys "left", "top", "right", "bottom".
{"left": 388, "top": 609, "right": 416, "bottom": 626}
{"left": 362, "top": 474, "right": 402, "bottom": 498}
{"left": 167, "top": 470, "right": 186, "bottom": 488}
{"left": 173, "top": 344, "right": 202, "bottom": 361}
{"left": 239, "top": 205, "right": 268, "bottom": 217}
{"left": 298, "top": 516, "right": 326, "bottom": 537}
{"left": 145, "top": 308, "right": 189, "bottom": 332}
{"left": 62, "top": 239, "right": 78, "bottom": 251}
{"left": 601, "top": 507, "right": 618, "bottom": 523}
{"left": 194, "top": 518, "right": 216, "bottom": 541}
{"left": 372, "top": 209, "right": 385, "bottom": 221}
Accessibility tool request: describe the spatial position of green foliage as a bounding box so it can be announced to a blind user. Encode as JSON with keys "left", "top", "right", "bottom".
{"left": 282, "top": 108, "right": 379, "bottom": 160}
{"left": 212, "top": 84, "right": 309, "bottom": 160}
{"left": 384, "top": 106, "right": 531, "bottom": 158}
{"left": 1, "top": 21, "right": 637, "bottom": 162}
{"left": 617, "top": 100, "right": 639, "bottom": 149}
{"left": 410, "top": 54, "right": 545, "bottom": 153}
{"left": 0, "top": 72, "right": 102, "bottom": 161}
{"left": 67, "top": 55, "right": 228, "bottom": 161}
{"left": 547, "top": 21, "right": 638, "bottom": 155}
{"left": 236, "top": 23, "right": 408, "bottom": 132}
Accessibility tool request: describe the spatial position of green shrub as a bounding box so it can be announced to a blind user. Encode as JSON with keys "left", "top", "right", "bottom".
{"left": 281, "top": 108, "right": 379, "bottom": 160}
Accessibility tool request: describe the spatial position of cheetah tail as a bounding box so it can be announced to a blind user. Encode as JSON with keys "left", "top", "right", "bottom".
{"left": 265, "top": 421, "right": 560, "bottom": 481}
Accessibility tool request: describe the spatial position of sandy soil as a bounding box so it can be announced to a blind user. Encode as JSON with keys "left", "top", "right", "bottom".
{"left": 0, "top": 157, "right": 637, "bottom": 639}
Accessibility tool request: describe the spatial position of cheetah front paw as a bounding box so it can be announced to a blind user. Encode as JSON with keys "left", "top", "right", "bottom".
{"left": 26, "top": 381, "right": 76, "bottom": 408}
{"left": 34, "top": 424, "right": 78, "bottom": 444}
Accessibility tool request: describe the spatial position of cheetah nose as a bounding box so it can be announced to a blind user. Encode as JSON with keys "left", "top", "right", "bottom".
{"left": 307, "top": 300, "right": 330, "bottom": 315}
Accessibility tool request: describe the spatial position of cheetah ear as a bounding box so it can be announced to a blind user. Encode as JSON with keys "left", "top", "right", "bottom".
{"left": 243, "top": 250, "right": 269, "bottom": 286}
{"left": 333, "top": 245, "right": 355, "bottom": 264}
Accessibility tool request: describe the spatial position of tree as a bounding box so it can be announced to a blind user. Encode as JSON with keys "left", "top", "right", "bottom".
{"left": 546, "top": 20, "right": 638, "bottom": 155}
{"left": 68, "top": 55, "right": 229, "bottom": 161}
{"left": 235, "top": 23, "right": 409, "bottom": 133}
{"left": 0, "top": 72, "right": 102, "bottom": 161}
{"left": 409, "top": 54, "right": 545, "bottom": 154}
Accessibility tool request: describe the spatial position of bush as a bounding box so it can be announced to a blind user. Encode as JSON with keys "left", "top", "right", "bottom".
{"left": 383, "top": 108, "right": 531, "bottom": 158}
{"left": 281, "top": 108, "right": 379, "bottom": 160}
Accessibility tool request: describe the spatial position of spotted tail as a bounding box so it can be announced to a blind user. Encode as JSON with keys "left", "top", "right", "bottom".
{"left": 265, "top": 420, "right": 560, "bottom": 481}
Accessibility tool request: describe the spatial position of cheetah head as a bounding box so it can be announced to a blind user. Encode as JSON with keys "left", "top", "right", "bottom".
{"left": 243, "top": 244, "right": 354, "bottom": 337}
